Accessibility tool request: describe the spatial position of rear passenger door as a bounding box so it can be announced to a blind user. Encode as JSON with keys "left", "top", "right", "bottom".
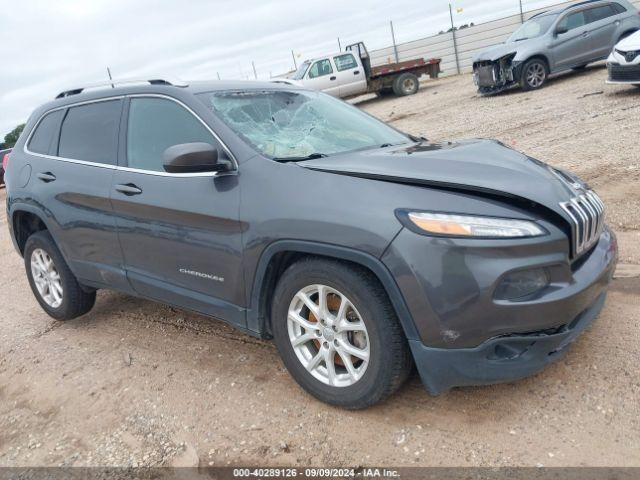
{"left": 585, "top": 4, "right": 621, "bottom": 59}
{"left": 110, "top": 95, "right": 245, "bottom": 326}
{"left": 24, "top": 98, "right": 130, "bottom": 292}
{"left": 333, "top": 53, "right": 367, "bottom": 97}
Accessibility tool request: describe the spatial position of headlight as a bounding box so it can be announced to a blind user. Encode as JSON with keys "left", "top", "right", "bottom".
{"left": 405, "top": 211, "right": 546, "bottom": 238}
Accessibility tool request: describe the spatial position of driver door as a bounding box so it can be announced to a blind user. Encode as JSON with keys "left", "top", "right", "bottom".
{"left": 110, "top": 95, "right": 245, "bottom": 326}
{"left": 551, "top": 10, "right": 592, "bottom": 69}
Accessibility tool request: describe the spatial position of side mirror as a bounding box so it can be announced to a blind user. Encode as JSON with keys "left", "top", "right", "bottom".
{"left": 555, "top": 26, "right": 569, "bottom": 35}
{"left": 162, "top": 142, "right": 229, "bottom": 173}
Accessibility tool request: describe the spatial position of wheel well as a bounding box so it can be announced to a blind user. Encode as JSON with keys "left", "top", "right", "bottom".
{"left": 618, "top": 29, "right": 638, "bottom": 42}
{"left": 12, "top": 210, "right": 48, "bottom": 255}
{"left": 257, "top": 252, "right": 387, "bottom": 337}
{"left": 524, "top": 55, "right": 550, "bottom": 73}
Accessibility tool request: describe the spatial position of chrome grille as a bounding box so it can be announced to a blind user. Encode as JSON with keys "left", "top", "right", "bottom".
{"left": 560, "top": 191, "right": 605, "bottom": 258}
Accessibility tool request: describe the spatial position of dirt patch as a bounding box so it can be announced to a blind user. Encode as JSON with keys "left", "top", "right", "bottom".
{"left": 1, "top": 65, "right": 639, "bottom": 467}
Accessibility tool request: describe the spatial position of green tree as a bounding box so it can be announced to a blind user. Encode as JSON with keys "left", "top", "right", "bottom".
{"left": 4, "top": 123, "right": 25, "bottom": 148}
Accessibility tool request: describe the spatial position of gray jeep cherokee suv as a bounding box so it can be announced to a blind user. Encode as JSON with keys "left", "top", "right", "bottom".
{"left": 473, "top": 0, "right": 640, "bottom": 94}
{"left": 5, "top": 78, "right": 617, "bottom": 409}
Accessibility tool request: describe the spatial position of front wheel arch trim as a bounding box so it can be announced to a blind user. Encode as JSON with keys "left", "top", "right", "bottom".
{"left": 247, "top": 240, "right": 420, "bottom": 342}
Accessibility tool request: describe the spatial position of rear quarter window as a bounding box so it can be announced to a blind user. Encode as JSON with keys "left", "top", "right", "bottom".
{"left": 58, "top": 99, "right": 122, "bottom": 165}
{"left": 27, "top": 110, "right": 65, "bottom": 155}
{"left": 612, "top": 2, "right": 627, "bottom": 13}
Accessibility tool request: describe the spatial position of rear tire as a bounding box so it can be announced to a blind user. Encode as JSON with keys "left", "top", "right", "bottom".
{"left": 520, "top": 58, "right": 548, "bottom": 91}
{"left": 392, "top": 73, "right": 420, "bottom": 96}
{"left": 271, "top": 258, "right": 412, "bottom": 409}
{"left": 24, "top": 231, "right": 96, "bottom": 320}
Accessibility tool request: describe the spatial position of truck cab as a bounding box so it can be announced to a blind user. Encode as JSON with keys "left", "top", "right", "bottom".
{"left": 290, "top": 51, "right": 368, "bottom": 97}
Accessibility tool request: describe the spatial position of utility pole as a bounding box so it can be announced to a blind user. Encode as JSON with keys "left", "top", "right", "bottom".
{"left": 291, "top": 50, "right": 298, "bottom": 70}
{"left": 519, "top": 0, "right": 524, "bottom": 23}
{"left": 252, "top": 61, "right": 258, "bottom": 79}
{"left": 337, "top": 37, "right": 342, "bottom": 51}
{"left": 217, "top": 72, "right": 221, "bottom": 80}
{"left": 449, "top": 3, "right": 461, "bottom": 74}
{"left": 390, "top": 21, "right": 399, "bottom": 63}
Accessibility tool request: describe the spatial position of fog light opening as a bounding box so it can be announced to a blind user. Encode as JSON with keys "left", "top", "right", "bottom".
{"left": 494, "top": 267, "right": 549, "bottom": 301}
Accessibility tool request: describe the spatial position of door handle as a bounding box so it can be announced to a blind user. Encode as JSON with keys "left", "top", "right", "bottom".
{"left": 353, "top": 70, "right": 360, "bottom": 75}
{"left": 115, "top": 183, "right": 143, "bottom": 196}
{"left": 37, "top": 172, "right": 56, "bottom": 183}
{"left": 330, "top": 76, "right": 336, "bottom": 81}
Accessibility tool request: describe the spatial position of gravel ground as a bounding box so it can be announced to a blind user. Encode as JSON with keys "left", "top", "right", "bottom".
{"left": 0, "top": 65, "right": 639, "bottom": 468}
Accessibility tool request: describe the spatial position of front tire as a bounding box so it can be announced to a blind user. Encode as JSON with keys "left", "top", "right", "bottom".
{"left": 24, "top": 231, "right": 96, "bottom": 320}
{"left": 520, "top": 58, "right": 548, "bottom": 91}
{"left": 271, "top": 258, "right": 412, "bottom": 409}
{"left": 392, "top": 72, "right": 420, "bottom": 96}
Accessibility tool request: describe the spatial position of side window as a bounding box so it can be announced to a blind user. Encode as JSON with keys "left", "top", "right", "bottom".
{"left": 612, "top": 2, "right": 627, "bottom": 13}
{"left": 586, "top": 4, "right": 617, "bottom": 23}
{"left": 27, "top": 110, "right": 65, "bottom": 155}
{"left": 58, "top": 100, "right": 122, "bottom": 165}
{"left": 308, "top": 59, "right": 334, "bottom": 79}
{"left": 558, "top": 11, "right": 587, "bottom": 31}
{"left": 127, "top": 97, "right": 217, "bottom": 172}
{"left": 333, "top": 54, "right": 358, "bottom": 72}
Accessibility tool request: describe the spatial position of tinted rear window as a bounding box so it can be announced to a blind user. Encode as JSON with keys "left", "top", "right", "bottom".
{"left": 612, "top": 3, "right": 627, "bottom": 13}
{"left": 587, "top": 4, "right": 617, "bottom": 22}
{"left": 28, "top": 110, "right": 65, "bottom": 155}
{"left": 58, "top": 100, "right": 122, "bottom": 165}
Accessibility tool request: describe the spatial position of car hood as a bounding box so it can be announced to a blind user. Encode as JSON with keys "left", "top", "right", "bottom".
{"left": 473, "top": 43, "right": 519, "bottom": 62}
{"left": 616, "top": 30, "right": 640, "bottom": 51}
{"left": 299, "top": 139, "right": 578, "bottom": 218}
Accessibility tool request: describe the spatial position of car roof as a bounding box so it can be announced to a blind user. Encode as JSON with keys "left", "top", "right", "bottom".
{"left": 33, "top": 79, "right": 303, "bottom": 117}
{"left": 545, "top": 0, "right": 618, "bottom": 15}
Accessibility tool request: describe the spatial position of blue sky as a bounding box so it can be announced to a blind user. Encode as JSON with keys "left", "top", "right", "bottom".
{"left": 0, "top": 0, "right": 566, "bottom": 138}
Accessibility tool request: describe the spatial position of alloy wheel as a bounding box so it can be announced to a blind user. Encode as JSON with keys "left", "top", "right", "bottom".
{"left": 526, "top": 62, "right": 546, "bottom": 88}
{"left": 30, "top": 248, "right": 63, "bottom": 308}
{"left": 287, "top": 284, "right": 370, "bottom": 387}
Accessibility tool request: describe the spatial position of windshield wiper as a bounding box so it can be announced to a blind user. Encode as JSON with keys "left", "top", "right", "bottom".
{"left": 273, "top": 153, "right": 328, "bottom": 163}
{"left": 514, "top": 37, "right": 529, "bottom": 42}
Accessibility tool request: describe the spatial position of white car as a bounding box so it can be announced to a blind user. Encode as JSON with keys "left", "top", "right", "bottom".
{"left": 606, "top": 30, "right": 640, "bottom": 87}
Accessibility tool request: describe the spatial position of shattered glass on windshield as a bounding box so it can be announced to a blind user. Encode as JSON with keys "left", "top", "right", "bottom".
{"left": 201, "top": 90, "right": 408, "bottom": 160}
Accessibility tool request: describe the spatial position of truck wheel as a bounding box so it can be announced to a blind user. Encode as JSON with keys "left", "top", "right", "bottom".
{"left": 271, "top": 258, "right": 412, "bottom": 409}
{"left": 520, "top": 58, "right": 548, "bottom": 91}
{"left": 392, "top": 73, "right": 420, "bottom": 96}
{"left": 24, "top": 231, "right": 96, "bottom": 320}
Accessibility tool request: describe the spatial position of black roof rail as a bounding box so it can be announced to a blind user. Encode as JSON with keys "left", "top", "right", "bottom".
{"left": 55, "top": 77, "right": 188, "bottom": 99}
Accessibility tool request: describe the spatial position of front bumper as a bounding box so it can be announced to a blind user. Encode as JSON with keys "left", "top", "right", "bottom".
{"left": 473, "top": 59, "right": 522, "bottom": 95}
{"left": 606, "top": 62, "right": 640, "bottom": 84}
{"left": 410, "top": 291, "right": 606, "bottom": 394}
{"left": 383, "top": 224, "right": 617, "bottom": 393}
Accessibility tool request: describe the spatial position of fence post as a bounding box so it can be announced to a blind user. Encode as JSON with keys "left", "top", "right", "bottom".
{"left": 390, "top": 21, "right": 400, "bottom": 63}
{"left": 449, "top": 4, "right": 461, "bottom": 74}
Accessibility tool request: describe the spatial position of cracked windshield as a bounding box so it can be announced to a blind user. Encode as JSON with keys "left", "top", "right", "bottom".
{"left": 200, "top": 90, "right": 409, "bottom": 159}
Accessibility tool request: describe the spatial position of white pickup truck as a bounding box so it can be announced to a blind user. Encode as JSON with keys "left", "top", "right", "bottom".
{"left": 281, "top": 42, "right": 441, "bottom": 99}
